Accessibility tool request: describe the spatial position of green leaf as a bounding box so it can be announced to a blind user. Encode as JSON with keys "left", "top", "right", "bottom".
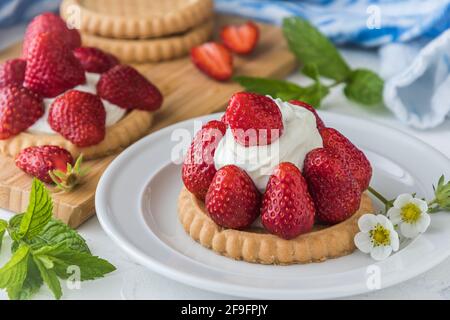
{"left": 283, "top": 17, "right": 350, "bottom": 81}
{"left": 296, "top": 82, "right": 329, "bottom": 107}
{"left": 0, "top": 245, "right": 29, "bottom": 289}
{"left": 344, "top": 68, "right": 384, "bottom": 106}
{"left": 0, "top": 219, "right": 7, "bottom": 251}
{"left": 33, "top": 244, "right": 116, "bottom": 281}
{"left": 302, "top": 64, "right": 320, "bottom": 81}
{"left": 17, "top": 179, "right": 53, "bottom": 241}
{"left": 7, "top": 257, "right": 43, "bottom": 300}
{"left": 33, "top": 255, "right": 62, "bottom": 300}
{"left": 234, "top": 76, "right": 304, "bottom": 99}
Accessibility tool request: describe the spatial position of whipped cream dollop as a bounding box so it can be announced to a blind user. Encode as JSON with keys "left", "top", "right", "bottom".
{"left": 214, "top": 97, "right": 323, "bottom": 192}
{"left": 28, "top": 72, "right": 127, "bottom": 134}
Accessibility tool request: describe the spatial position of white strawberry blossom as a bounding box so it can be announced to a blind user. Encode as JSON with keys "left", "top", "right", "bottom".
{"left": 387, "top": 194, "right": 430, "bottom": 238}
{"left": 354, "top": 214, "right": 399, "bottom": 261}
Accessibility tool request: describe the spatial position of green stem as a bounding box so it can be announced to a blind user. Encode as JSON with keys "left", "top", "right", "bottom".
{"left": 367, "top": 186, "right": 389, "bottom": 205}
{"left": 326, "top": 80, "right": 344, "bottom": 88}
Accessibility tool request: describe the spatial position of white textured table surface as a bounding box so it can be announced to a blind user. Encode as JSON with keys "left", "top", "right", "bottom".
{"left": 1, "top": 49, "right": 449, "bottom": 300}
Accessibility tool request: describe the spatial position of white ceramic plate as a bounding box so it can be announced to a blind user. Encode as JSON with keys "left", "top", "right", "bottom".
{"left": 96, "top": 112, "right": 450, "bottom": 299}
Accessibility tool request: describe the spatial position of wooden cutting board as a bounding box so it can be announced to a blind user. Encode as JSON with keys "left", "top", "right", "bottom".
{"left": 0, "top": 15, "right": 297, "bottom": 228}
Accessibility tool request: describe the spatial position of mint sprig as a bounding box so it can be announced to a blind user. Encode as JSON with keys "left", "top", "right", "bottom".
{"left": 235, "top": 17, "right": 384, "bottom": 108}
{"left": 0, "top": 179, "right": 116, "bottom": 300}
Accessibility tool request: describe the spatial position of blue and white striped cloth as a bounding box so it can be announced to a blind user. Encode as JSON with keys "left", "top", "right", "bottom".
{"left": 1, "top": 0, "right": 450, "bottom": 128}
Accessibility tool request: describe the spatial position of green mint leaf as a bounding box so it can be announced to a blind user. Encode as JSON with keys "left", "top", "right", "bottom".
{"left": 33, "top": 254, "right": 62, "bottom": 300}
{"left": 0, "top": 219, "right": 7, "bottom": 251}
{"left": 10, "top": 215, "right": 90, "bottom": 253}
{"left": 0, "top": 245, "right": 29, "bottom": 289}
{"left": 283, "top": 17, "right": 350, "bottom": 81}
{"left": 296, "top": 82, "right": 329, "bottom": 107}
{"left": 33, "top": 244, "right": 116, "bottom": 281}
{"left": 302, "top": 64, "right": 320, "bottom": 81}
{"left": 234, "top": 76, "right": 305, "bottom": 100}
{"left": 17, "top": 179, "right": 53, "bottom": 241}
{"left": 344, "top": 68, "right": 384, "bottom": 106}
{"left": 7, "top": 257, "right": 43, "bottom": 300}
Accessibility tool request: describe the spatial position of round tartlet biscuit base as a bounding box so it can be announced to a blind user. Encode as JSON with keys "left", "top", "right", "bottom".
{"left": 0, "top": 110, "right": 153, "bottom": 160}
{"left": 60, "top": 0, "right": 213, "bottom": 39}
{"left": 178, "top": 187, "right": 374, "bottom": 265}
{"left": 80, "top": 19, "right": 213, "bottom": 63}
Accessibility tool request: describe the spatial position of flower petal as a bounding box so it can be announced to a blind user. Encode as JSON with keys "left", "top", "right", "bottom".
{"left": 390, "top": 229, "right": 400, "bottom": 251}
{"left": 410, "top": 198, "right": 428, "bottom": 213}
{"left": 354, "top": 232, "right": 373, "bottom": 253}
{"left": 416, "top": 213, "right": 431, "bottom": 233}
{"left": 394, "top": 193, "right": 413, "bottom": 208}
{"left": 358, "top": 214, "right": 377, "bottom": 232}
{"left": 376, "top": 214, "right": 395, "bottom": 231}
{"left": 400, "top": 221, "right": 420, "bottom": 238}
{"left": 370, "top": 245, "right": 393, "bottom": 261}
{"left": 387, "top": 207, "right": 402, "bottom": 224}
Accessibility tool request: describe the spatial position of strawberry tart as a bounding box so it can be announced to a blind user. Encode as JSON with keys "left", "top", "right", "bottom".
{"left": 0, "top": 13, "right": 163, "bottom": 160}
{"left": 179, "top": 92, "right": 374, "bottom": 264}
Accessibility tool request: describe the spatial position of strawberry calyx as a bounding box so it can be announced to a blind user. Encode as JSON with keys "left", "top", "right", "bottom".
{"left": 48, "top": 154, "right": 88, "bottom": 192}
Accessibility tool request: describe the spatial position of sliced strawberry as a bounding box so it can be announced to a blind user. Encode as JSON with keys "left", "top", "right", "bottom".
{"left": 15, "top": 145, "right": 74, "bottom": 184}
{"left": 22, "top": 12, "right": 81, "bottom": 59}
{"left": 73, "top": 47, "right": 119, "bottom": 74}
{"left": 224, "top": 92, "right": 283, "bottom": 146}
{"left": 0, "top": 59, "right": 26, "bottom": 87}
{"left": 320, "top": 127, "right": 372, "bottom": 191}
{"left": 191, "top": 42, "right": 233, "bottom": 81}
{"left": 97, "top": 65, "right": 163, "bottom": 111}
{"left": 220, "top": 21, "right": 260, "bottom": 55}
{"left": 24, "top": 32, "right": 86, "bottom": 98}
{"left": 205, "top": 165, "right": 261, "bottom": 229}
{"left": 0, "top": 85, "right": 44, "bottom": 139}
{"left": 261, "top": 162, "right": 315, "bottom": 239}
{"left": 303, "top": 148, "right": 362, "bottom": 224}
{"left": 182, "top": 120, "right": 227, "bottom": 200}
{"left": 48, "top": 90, "right": 106, "bottom": 147}
{"left": 289, "top": 99, "right": 325, "bottom": 130}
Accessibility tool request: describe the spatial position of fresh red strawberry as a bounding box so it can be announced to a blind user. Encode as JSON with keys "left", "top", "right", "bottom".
{"left": 15, "top": 145, "right": 74, "bottom": 184}
{"left": 24, "top": 32, "right": 86, "bottom": 98}
{"left": 48, "top": 90, "right": 106, "bottom": 147}
{"left": 97, "top": 65, "right": 163, "bottom": 111}
{"left": 220, "top": 21, "right": 260, "bottom": 55}
{"left": 320, "top": 127, "right": 372, "bottom": 191}
{"left": 0, "top": 59, "right": 26, "bottom": 87}
{"left": 0, "top": 85, "right": 44, "bottom": 139}
{"left": 261, "top": 162, "right": 315, "bottom": 239}
{"left": 182, "top": 120, "right": 227, "bottom": 200}
{"left": 224, "top": 92, "right": 283, "bottom": 146}
{"left": 73, "top": 47, "right": 119, "bottom": 74}
{"left": 303, "top": 148, "right": 362, "bottom": 224}
{"left": 205, "top": 165, "right": 261, "bottom": 229}
{"left": 22, "top": 12, "right": 81, "bottom": 59}
{"left": 191, "top": 42, "right": 233, "bottom": 81}
{"left": 289, "top": 100, "right": 325, "bottom": 130}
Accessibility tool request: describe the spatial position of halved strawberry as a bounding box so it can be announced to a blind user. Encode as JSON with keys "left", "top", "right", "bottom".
{"left": 190, "top": 42, "right": 233, "bottom": 81}
{"left": 24, "top": 32, "right": 86, "bottom": 98}
{"left": 224, "top": 92, "right": 283, "bottom": 146}
{"left": 261, "top": 162, "right": 315, "bottom": 239}
{"left": 182, "top": 120, "right": 227, "bottom": 200}
{"left": 0, "top": 59, "right": 26, "bottom": 87}
{"left": 22, "top": 12, "right": 81, "bottom": 59}
{"left": 73, "top": 47, "right": 119, "bottom": 74}
{"left": 0, "top": 85, "right": 44, "bottom": 139}
{"left": 205, "top": 165, "right": 261, "bottom": 229}
{"left": 303, "top": 148, "right": 362, "bottom": 224}
{"left": 320, "top": 127, "right": 372, "bottom": 191}
{"left": 220, "top": 21, "right": 260, "bottom": 55}
{"left": 97, "top": 65, "right": 163, "bottom": 111}
{"left": 289, "top": 100, "right": 325, "bottom": 130}
{"left": 48, "top": 90, "right": 106, "bottom": 147}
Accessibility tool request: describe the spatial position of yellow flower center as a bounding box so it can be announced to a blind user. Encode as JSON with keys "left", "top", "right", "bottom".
{"left": 370, "top": 224, "right": 391, "bottom": 246}
{"left": 401, "top": 203, "right": 421, "bottom": 223}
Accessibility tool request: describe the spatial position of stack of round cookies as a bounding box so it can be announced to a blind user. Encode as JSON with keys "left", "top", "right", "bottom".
{"left": 60, "top": 0, "right": 214, "bottom": 63}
